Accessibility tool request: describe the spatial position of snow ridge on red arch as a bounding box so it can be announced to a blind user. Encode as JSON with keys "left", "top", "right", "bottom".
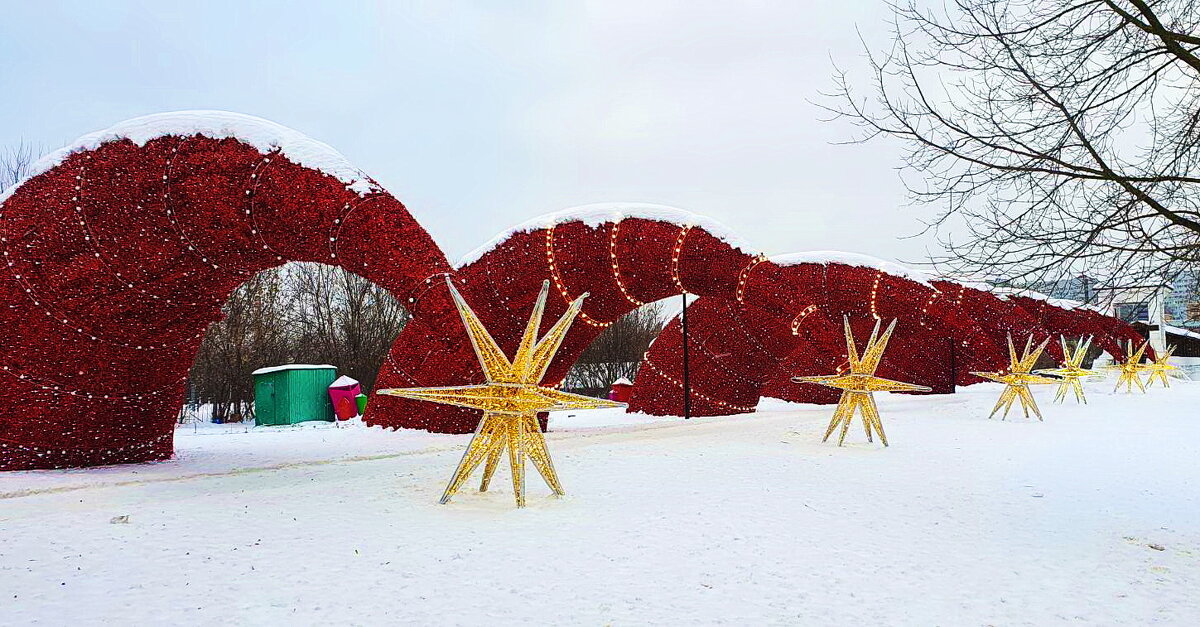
{"left": 0, "top": 111, "right": 379, "bottom": 206}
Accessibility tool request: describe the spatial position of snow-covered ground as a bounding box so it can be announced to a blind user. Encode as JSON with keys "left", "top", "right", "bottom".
{"left": 2, "top": 380, "right": 1198, "bottom": 625}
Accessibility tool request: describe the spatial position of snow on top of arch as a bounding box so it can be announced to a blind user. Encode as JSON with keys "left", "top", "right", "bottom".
{"left": 989, "top": 286, "right": 1101, "bottom": 312}
{"left": 769, "top": 251, "right": 935, "bottom": 288}
{"left": 0, "top": 110, "right": 378, "bottom": 206}
{"left": 456, "top": 203, "right": 755, "bottom": 268}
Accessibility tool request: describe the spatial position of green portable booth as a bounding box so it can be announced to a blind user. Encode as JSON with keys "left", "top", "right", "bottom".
{"left": 252, "top": 364, "right": 337, "bottom": 426}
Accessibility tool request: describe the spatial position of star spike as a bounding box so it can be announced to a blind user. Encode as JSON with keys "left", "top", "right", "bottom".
{"left": 378, "top": 279, "right": 621, "bottom": 507}
{"left": 524, "top": 292, "right": 589, "bottom": 384}
{"left": 444, "top": 278, "right": 512, "bottom": 382}
{"left": 792, "top": 317, "right": 930, "bottom": 446}
{"left": 511, "top": 281, "right": 551, "bottom": 375}
{"left": 844, "top": 316, "right": 864, "bottom": 371}
{"left": 860, "top": 318, "right": 898, "bottom": 373}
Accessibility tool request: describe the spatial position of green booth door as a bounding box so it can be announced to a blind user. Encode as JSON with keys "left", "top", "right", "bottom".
{"left": 253, "top": 365, "right": 337, "bottom": 425}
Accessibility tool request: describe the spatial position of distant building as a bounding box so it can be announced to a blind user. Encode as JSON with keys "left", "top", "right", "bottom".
{"left": 1035, "top": 273, "right": 1200, "bottom": 358}
{"left": 1162, "top": 273, "right": 1200, "bottom": 329}
{"left": 1027, "top": 275, "right": 1100, "bottom": 305}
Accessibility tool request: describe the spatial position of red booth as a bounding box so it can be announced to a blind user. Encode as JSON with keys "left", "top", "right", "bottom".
{"left": 608, "top": 377, "right": 633, "bottom": 403}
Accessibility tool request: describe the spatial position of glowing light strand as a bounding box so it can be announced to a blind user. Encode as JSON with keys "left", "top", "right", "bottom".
{"left": 246, "top": 153, "right": 285, "bottom": 263}
{"left": 639, "top": 354, "right": 757, "bottom": 413}
{"left": 868, "top": 272, "right": 882, "bottom": 320}
{"left": 544, "top": 224, "right": 610, "bottom": 328}
{"left": 789, "top": 304, "right": 819, "bottom": 335}
{"left": 608, "top": 221, "right": 644, "bottom": 307}
{"left": 735, "top": 254, "right": 767, "bottom": 303}
{"left": 671, "top": 224, "right": 693, "bottom": 294}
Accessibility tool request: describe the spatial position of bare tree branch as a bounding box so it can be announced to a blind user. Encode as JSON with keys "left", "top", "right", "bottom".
{"left": 824, "top": 0, "right": 1200, "bottom": 300}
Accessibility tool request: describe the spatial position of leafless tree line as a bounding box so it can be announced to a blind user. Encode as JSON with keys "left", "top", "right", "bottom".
{"left": 187, "top": 263, "right": 410, "bottom": 422}
{"left": 192, "top": 272, "right": 665, "bottom": 421}
{"left": 188, "top": 270, "right": 295, "bottom": 422}
{"left": 827, "top": 0, "right": 1200, "bottom": 298}
{"left": 565, "top": 301, "right": 665, "bottom": 397}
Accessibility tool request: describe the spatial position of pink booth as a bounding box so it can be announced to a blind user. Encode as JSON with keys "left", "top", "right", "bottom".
{"left": 328, "top": 375, "right": 363, "bottom": 420}
{"left": 608, "top": 377, "right": 633, "bottom": 403}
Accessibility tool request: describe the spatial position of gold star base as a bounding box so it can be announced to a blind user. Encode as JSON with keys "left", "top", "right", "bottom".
{"left": 821, "top": 391, "right": 889, "bottom": 446}
{"left": 1052, "top": 377, "right": 1087, "bottom": 404}
{"left": 987, "top": 383, "right": 1045, "bottom": 421}
{"left": 442, "top": 412, "right": 563, "bottom": 508}
{"left": 1114, "top": 371, "right": 1146, "bottom": 393}
{"left": 1146, "top": 370, "right": 1172, "bottom": 388}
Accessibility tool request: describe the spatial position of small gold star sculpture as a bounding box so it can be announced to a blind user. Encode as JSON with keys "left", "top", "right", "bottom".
{"left": 792, "top": 317, "right": 931, "bottom": 447}
{"left": 971, "top": 335, "right": 1059, "bottom": 420}
{"left": 1113, "top": 340, "right": 1148, "bottom": 393}
{"left": 1035, "top": 335, "right": 1097, "bottom": 404}
{"left": 1143, "top": 344, "right": 1177, "bottom": 388}
{"left": 378, "top": 278, "right": 621, "bottom": 508}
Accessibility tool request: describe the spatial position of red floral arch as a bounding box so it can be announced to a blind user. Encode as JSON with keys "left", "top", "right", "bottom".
{"left": 380, "top": 208, "right": 1136, "bottom": 422}
{"left": 625, "top": 263, "right": 1055, "bottom": 415}
{"left": 633, "top": 278, "right": 1146, "bottom": 416}
{"left": 0, "top": 113, "right": 1148, "bottom": 470}
{"left": 0, "top": 112, "right": 451, "bottom": 470}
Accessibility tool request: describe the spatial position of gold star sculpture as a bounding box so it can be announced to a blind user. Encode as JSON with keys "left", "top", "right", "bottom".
{"left": 1035, "top": 335, "right": 1097, "bottom": 404}
{"left": 792, "top": 317, "right": 931, "bottom": 447}
{"left": 971, "top": 335, "right": 1059, "bottom": 420}
{"left": 1143, "top": 344, "right": 1177, "bottom": 388}
{"left": 378, "top": 278, "right": 621, "bottom": 508}
{"left": 1113, "top": 339, "right": 1148, "bottom": 393}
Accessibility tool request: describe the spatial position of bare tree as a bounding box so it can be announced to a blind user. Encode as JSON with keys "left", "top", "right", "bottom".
{"left": 826, "top": 0, "right": 1200, "bottom": 297}
{"left": 188, "top": 269, "right": 293, "bottom": 422}
{"left": 567, "top": 302, "right": 665, "bottom": 396}
{"left": 286, "top": 263, "right": 410, "bottom": 392}
{"left": 186, "top": 263, "right": 409, "bottom": 421}
{"left": 1, "top": 141, "right": 41, "bottom": 191}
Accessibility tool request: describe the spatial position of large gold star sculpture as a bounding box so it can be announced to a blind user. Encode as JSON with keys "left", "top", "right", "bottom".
{"left": 792, "top": 317, "right": 931, "bottom": 447}
{"left": 1035, "top": 335, "right": 1097, "bottom": 404}
{"left": 971, "top": 335, "right": 1059, "bottom": 420}
{"left": 378, "top": 278, "right": 621, "bottom": 508}
{"left": 1143, "top": 344, "right": 1177, "bottom": 388}
{"left": 1113, "top": 339, "right": 1148, "bottom": 393}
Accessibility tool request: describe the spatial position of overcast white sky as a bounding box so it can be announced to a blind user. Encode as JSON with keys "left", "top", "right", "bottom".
{"left": 0, "top": 1, "right": 944, "bottom": 266}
